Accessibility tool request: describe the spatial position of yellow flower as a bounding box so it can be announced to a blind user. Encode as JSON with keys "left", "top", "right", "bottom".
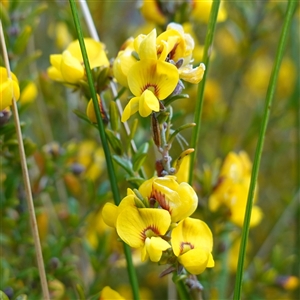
{"left": 19, "top": 81, "right": 38, "bottom": 105}
{"left": 157, "top": 23, "right": 194, "bottom": 63}
{"left": 156, "top": 23, "right": 205, "bottom": 84}
{"left": 100, "top": 286, "right": 125, "bottom": 300}
{"left": 0, "top": 67, "right": 20, "bottom": 110}
{"left": 191, "top": 0, "right": 227, "bottom": 23}
{"left": 179, "top": 63, "right": 205, "bottom": 84}
{"left": 48, "top": 38, "right": 109, "bottom": 84}
{"left": 121, "top": 58, "right": 179, "bottom": 121}
{"left": 208, "top": 151, "right": 263, "bottom": 227}
{"left": 116, "top": 206, "right": 171, "bottom": 262}
{"left": 139, "top": 176, "right": 198, "bottom": 223}
{"left": 171, "top": 217, "right": 214, "bottom": 274}
{"left": 139, "top": 0, "right": 167, "bottom": 26}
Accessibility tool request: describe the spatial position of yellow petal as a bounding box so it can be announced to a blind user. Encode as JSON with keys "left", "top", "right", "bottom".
{"left": 116, "top": 207, "right": 171, "bottom": 248}
{"left": 113, "top": 40, "right": 137, "bottom": 87}
{"left": 100, "top": 286, "right": 125, "bottom": 300}
{"left": 0, "top": 68, "right": 20, "bottom": 110}
{"left": 127, "top": 59, "right": 179, "bottom": 100}
{"left": 171, "top": 218, "right": 213, "bottom": 256}
{"left": 178, "top": 248, "right": 211, "bottom": 275}
{"left": 50, "top": 54, "right": 62, "bottom": 69}
{"left": 152, "top": 176, "right": 197, "bottom": 222}
{"left": 20, "top": 82, "right": 38, "bottom": 104}
{"left": 139, "top": 89, "right": 160, "bottom": 117}
{"left": 139, "top": 1, "right": 166, "bottom": 26}
{"left": 179, "top": 63, "right": 205, "bottom": 84}
{"left": 138, "top": 29, "right": 157, "bottom": 61}
{"left": 145, "top": 236, "right": 170, "bottom": 262}
{"left": 102, "top": 203, "right": 118, "bottom": 228}
{"left": 121, "top": 97, "right": 140, "bottom": 122}
{"left": 173, "top": 182, "right": 198, "bottom": 221}
{"left": 47, "top": 66, "right": 64, "bottom": 82}
{"left": 67, "top": 38, "right": 109, "bottom": 69}
{"left": 61, "top": 50, "right": 85, "bottom": 83}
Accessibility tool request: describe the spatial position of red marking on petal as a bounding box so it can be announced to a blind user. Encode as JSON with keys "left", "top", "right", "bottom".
{"left": 141, "top": 225, "right": 161, "bottom": 241}
{"left": 151, "top": 187, "right": 171, "bottom": 214}
{"left": 180, "top": 242, "right": 194, "bottom": 254}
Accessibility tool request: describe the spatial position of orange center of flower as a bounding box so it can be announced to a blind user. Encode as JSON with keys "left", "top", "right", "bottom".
{"left": 180, "top": 242, "right": 194, "bottom": 254}
{"left": 141, "top": 226, "right": 160, "bottom": 241}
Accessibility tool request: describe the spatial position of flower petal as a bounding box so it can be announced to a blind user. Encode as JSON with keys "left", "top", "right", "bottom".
{"left": 128, "top": 59, "right": 178, "bottom": 100}
{"left": 145, "top": 236, "right": 170, "bottom": 262}
{"left": 139, "top": 90, "right": 160, "bottom": 117}
{"left": 67, "top": 38, "right": 109, "bottom": 69}
{"left": 116, "top": 207, "right": 171, "bottom": 249}
{"left": 61, "top": 50, "right": 84, "bottom": 83}
{"left": 121, "top": 97, "right": 140, "bottom": 122}
{"left": 178, "top": 248, "right": 211, "bottom": 275}
{"left": 171, "top": 218, "right": 213, "bottom": 256}
{"left": 102, "top": 203, "right": 118, "bottom": 228}
{"left": 138, "top": 29, "right": 157, "bottom": 61}
{"left": 179, "top": 63, "right": 205, "bottom": 84}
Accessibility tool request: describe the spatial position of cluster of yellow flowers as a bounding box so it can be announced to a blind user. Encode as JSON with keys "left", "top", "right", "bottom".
{"left": 102, "top": 176, "right": 214, "bottom": 275}
{"left": 209, "top": 151, "right": 263, "bottom": 227}
{"left": 113, "top": 23, "right": 205, "bottom": 122}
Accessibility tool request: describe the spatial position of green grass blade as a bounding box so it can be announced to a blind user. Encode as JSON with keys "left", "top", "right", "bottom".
{"left": 188, "top": 0, "right": 221, "bottom": 185}
{"left": 68, "top": 1, "right": 140, "bottom": 299}
{"left": 233, "top": 1, "right": 298, "bottom": 299}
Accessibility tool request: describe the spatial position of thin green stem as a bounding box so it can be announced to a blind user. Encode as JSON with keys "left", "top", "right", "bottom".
{"left": 174, "top": 277, "right": 192, "bottom": 300}
{"left": 233, "top": 1, "right": 298, "bottom": 299}
{"left": 68, "top": 1, "right": 140, "bottom": 299}
{"left": 0, "top": 20, "right": 50, "bottom": 299}
{"left": 188, "top": 0, "right": 220, "bottom": 185}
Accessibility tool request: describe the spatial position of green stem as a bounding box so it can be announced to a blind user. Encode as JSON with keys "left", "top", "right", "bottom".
{"left": 68, "top": 2, "right": 140, "bottom": 299}
{"left": 174, "top": 277, "right": 192, "bottom": 300}
{"left": 233, "top": 1, "right": 298, "bottom": 299}
{"left": 188, "top": 0, "right": 221, "bottom": 185}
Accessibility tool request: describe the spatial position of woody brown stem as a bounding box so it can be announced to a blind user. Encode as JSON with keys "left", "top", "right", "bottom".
{"left": 0, "top": 20, "right": 50, "bottom": 300}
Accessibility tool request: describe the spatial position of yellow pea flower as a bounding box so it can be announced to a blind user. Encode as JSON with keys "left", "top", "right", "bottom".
{"left": 171, "top": 217, "right": 214, "bottom": 275}
{"left": 48, "top": 38, "right": 109, "bottom": 84}
{"left": 99, "top": 286, "right": 125, "bottom": 300}
{"left": 157, "top": 23, "right": 194, "bottom": 63}
{"left": 119, "top": 30, "right": 179, "bottom": 121}
{"left": 139, "top": 176, "right": 198, "bottom": 223}
{"left": 156, "top": 23, "right": 206, "bottom": 84}
{"left": 121, "top": 58, "right": 179, "bottom": 122}
{"left": 139, "top": 0, "right": 167, "bottom": 26}
{"left": 0, "top": 67, "right": 20, "bottom": 110}
{"left": 208, "top": 151, "right": 263, "bottom": 227}
{"left": 116, "top": 206, "right": 171, "bottom": 262}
